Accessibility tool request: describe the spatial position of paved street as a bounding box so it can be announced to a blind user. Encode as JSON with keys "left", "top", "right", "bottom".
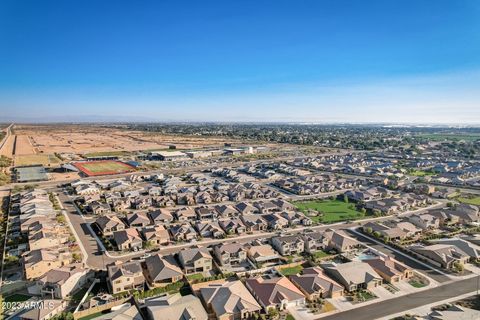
{"left": 58, "top": 192, "right": 115, "bottom": 269}
{"left": 321, "top": 277, "right": 480, "bottom": 320}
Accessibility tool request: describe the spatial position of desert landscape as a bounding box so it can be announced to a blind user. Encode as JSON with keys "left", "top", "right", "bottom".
{"left": 14, "top": 124, "right": 237, "bottom": 155}
{"left": 0, "top": 124, "right": 245, "bottom": 167}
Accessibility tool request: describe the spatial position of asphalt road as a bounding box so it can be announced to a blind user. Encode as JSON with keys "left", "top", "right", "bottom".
{"left": 321, "top": 277, "right": 480, "bottom": 320}
{"left": 58, "top": 192, "right": 115, "bottom": 269}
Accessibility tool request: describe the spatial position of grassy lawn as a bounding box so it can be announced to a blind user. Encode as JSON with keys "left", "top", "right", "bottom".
{"left": 457, "top": 196, "right": 480, "bottom": 206}
{"left": 186, "top": 273, "right": 204, "bottom": 281}
{"left": 294, "top": 199, "right": 366, "bottom": 223}
{"left": 279, "top": 265, "right": 303, "bottom": 276}
{"left": 408, "top": 280, "right": 427, "bottom": 288}
{"left": 286, "top": 314, "right": 296, "bottom": 320}
{"left": 4, "top": 294, "right": 31, "bottom": 303}
{"left": 311, "top": 250, "right": 332, "bottom": 261}
{"left": 355, "top": 290, "right": 377, "bottom": 302}
{"left": 408, "top": 169, "right": 436, "bottom": 177}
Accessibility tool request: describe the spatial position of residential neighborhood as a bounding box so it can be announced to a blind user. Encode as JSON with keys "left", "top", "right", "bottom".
{"left": 1, "top": 130, "right": 480, "bottom": 320}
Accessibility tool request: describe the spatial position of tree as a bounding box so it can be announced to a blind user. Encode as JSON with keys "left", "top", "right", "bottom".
{"left": 56, "top": 214, "right": 66, "bottom": 224}
{"left": 343, "top": 195, "right": 349, "bottom": 203}
{"left": 267, "top": 308, "right": 279, "bottom": 319}
{"left": 364, "top": 227, "right": 373, "bottom": 234}
{"left": 143, "top": 240, "right": 154, "bottom": 250}
{"left": 72, "top": 253, "right": 82, "bottom": 262}
{"left": 453, "top": 261, "right": 464, "bottom": 272}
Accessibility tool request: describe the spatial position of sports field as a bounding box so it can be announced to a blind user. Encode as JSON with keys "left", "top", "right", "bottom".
{"left": 73, "top": 160, "right": 135, "bottom": 176}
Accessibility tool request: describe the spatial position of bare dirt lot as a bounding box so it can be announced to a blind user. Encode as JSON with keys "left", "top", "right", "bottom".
{"left": 14, "top": 135, "right": 36, "bottom": 155}
{"left": 13, "top": 124, "right": 241, "bottom": 154}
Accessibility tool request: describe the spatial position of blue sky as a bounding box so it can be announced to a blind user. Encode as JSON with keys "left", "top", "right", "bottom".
{"left": 1, "top": 0, "right": 479, "bottom": 123}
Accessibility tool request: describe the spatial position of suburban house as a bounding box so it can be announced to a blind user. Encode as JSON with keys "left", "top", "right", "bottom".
{"left": 112, "top": 198, "right": 131, "bottom": 212}
{"left": 141, "top": 225, "right": 170, "bottom": 246}
{"left": 89, "top": 201, "right": 111, "bottom": 215}
{"left": 175, "top": 207, "right": 197, "bottom": 222}
{"left": 408, "top": 213, "right": 441, "bottom": 230}
{"left": 323, "top": 229, "right": 361, "bottom": 253}
{"left": 241, "top": 215, "right": 267, "bottom": 232}
{"left": 107, "top": 261, "right": 145, "bottom": 294}
{"left": 195, "top": 206, "right": 217, "bottom": 220}
{"left": 271, "top": 235, "right": 305, "bottom": 256}
{"left": 178, "top": 247, "right": 213, "bottom": 274}
{"left": 364, "top": 256, "right": 413, "bottom": 283}
{"left": 23, "top": 249, "right": 72, "bottom": 280}
{"left": 214, "top": 204, "right": 240, "bottom": 218}
{"left": 145, "top": 294, "right": 208, "bottom": 320}
{"left": 263, "top": 214, "right": 289, "bottom": 230}
{"left": 144, "top": 254, "right": 183, "bottom": 287}
{"left": 195, "top": 221, "right": 225, "bottom": 238}
{"left": 219, "top": 218, "right": 246, "bottom": 235}
{"left": 31, "top": 265, "right": 90, "bottom": 299}
{"left": 148, "top": 209, "right": 174, "bottom": 225}
{"left": 200, "top": 281, "right": 261, "bottom": 320}
{"left": 290, "top": 267, "right": 344, "bottom": 300}
{"left": 126, "top": 212, "right": 151, "bottom": 228}
{"left": 213, "top": 243, "right": 248, "bottom": 267}
{"left": 324, "top": 261, "right": 383, "bottom": 292}
{"left": 448, "top": 204, "right": 480, "bottom": 225}
{"left": 95, "top": 215, "right": 125, "bottom": 237}
{"left": 113, "top": 228, "right": 143, "bottom": 251}
{"left": 235, "top": 202, "right": 259, "bottom": 215}
{"left": 245, "top": 276, "right": 306, "bottom": 311}
{"left": 302, "top": 232, "right": 326, "bottom": 254}
{"left": 432, "top": 238, "right": 480, "bottom": 260}
{"left": 28, "top": 228, "right": 69, "bottom": 251}
{"left": 247, "top": 244, "right": 281, "bottom": 266}
{"left": 170, "top": 224, "right": 198, "bottom": 242}
{"left": 409, "top": 243, "right": 471, "bottom": 269}
{"left": 279, "top": 211, "right": 312, "bottom": 226}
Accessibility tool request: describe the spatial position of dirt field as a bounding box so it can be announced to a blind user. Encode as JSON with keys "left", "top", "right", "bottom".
{"left": 14, "top": 135, "right": 36, "bottom": 155}
{"left": 14, "top": 154, "right": 62, "bottom": 167}
{"left": 14, "top": 124, "right": 237, "bottom": 154}
{"left": 73, "top": 160, "right": 136, "bottom": 176}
